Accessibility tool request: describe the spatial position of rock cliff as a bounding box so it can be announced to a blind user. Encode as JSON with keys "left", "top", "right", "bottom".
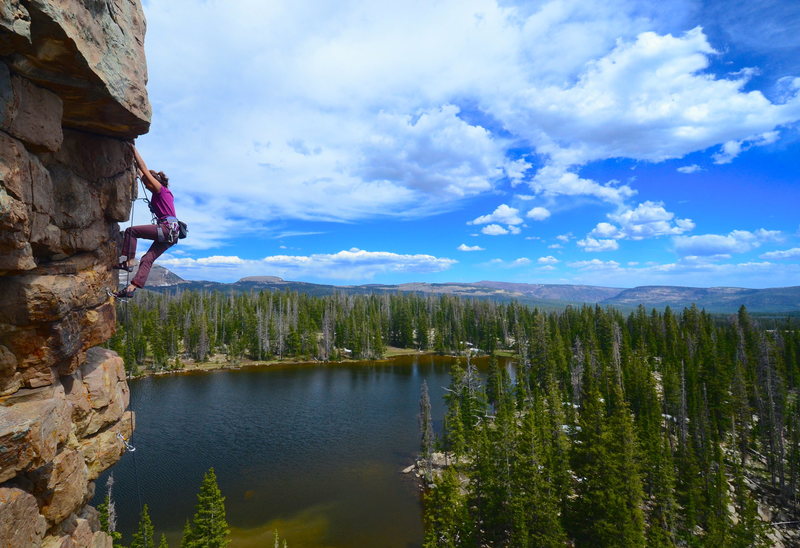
{"left": 0, "top": 1, "right": 149, "bottom": 545}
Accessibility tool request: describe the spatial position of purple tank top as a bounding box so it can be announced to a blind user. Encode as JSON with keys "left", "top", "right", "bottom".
{"left": 150, "top": 186, "right": 176, "bottom": 220}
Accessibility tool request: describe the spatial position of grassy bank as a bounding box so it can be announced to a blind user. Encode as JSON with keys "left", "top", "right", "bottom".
{"left": 126, "top": 346, "right": 430, "bottom": 378}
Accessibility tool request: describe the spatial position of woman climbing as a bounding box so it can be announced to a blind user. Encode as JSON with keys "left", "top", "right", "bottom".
{"left": 113, "top": 144, "right": 181, "bottom": 299}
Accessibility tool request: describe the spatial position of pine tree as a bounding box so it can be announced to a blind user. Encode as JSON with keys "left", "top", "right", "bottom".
{"left": 419, "top": 380, "right": 434, "bottom": 477}
{"left": 179, "top": 521, "right": 192, "bottom": 548}
{"left": 570, "top": 379, "right": 646, "bottom": 547}
{"left": 157, "top": 534, "right": 169, "bottom": 548}
{"left": 131, "top": 504, "right": 155, "bottom": 548}
{"left": 704, "top": 448, "right": 732, "bottom": 546}
{"left": 542, "top": 374, "right": 571, "bottom": 516}
{"left": 645, "top": 434, "right": 678, "bottom": 547}
{"left": 181, "top": 468, "right": 229, "bottom": 548}
{"left": 485, "top": 355, "right": 504, "bottom": 409}
{"left": 511, "top": 406, "right": 566, "bottom": 547}
{"left": 601, "top": 384, "right": 647, "bottom": 547}
{"left": 730, "top": 455, "right": 769, "bottom": 547}
{"left": 569, "top": 379, "right": 608, "bottom": 544}
{"left": 468, "top": 420, "right": 509, "bottom": 546}
{"left": 423, "top": 466, "right": 468, "bottom": 547}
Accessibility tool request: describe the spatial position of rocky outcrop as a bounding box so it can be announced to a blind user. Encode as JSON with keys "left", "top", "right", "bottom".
{"left": 0, "top": 0, "right": 149, "bottom": 545}
{"left": 2, "top": 0, "right": 150, "bottom": 137}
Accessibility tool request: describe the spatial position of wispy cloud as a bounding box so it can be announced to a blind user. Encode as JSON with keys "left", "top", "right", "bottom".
{"left": 486, "top": 257, "right": 531, "bottom": 268}
{"left": 564, "top": 258, "right": 800, "bottom": 288}
{"left": 760, "top": 247, "right": 800, "bottom": 260}
{"left": 273, "top": 231, "right": 325, "bottom": 239}
{"left": 712, "top": 131, "right": 779, "bottom": 164}
{"left": 569, "top": 259, "right": 622, "bottom": 269}
{"left": 481, "top": 224, "right": 511, "bottom": 236}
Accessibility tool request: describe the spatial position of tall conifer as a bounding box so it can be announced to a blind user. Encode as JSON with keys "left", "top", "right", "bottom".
{"left": 181, "top": 468, "right": 229, "bottom": 548}
{"left": 423, "top": 466, "right": 468, "bottom": 547}
{"left": 130, "top": 504, "right": 155, "bottom": 548}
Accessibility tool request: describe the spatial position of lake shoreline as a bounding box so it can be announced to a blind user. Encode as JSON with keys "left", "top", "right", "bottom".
{"left": 100, "top": 352, "right": 467, "bottom": 546}
{"left": 126, "top": 346, "right": 441, "bottom": 379}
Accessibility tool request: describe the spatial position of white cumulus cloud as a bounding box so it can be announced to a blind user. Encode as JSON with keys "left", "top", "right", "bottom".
{"left": 482, "top": 224, "right": 510, "bottom": 236}
{"left": 458, "top": 243, "right": 485, "bottom": 251}
{"left": 505, "top": 28, "right": 800, "bottom": 170}
{"left": 138, "top": 1, "right": 800, "bottom": 249}
{"left": 355, "top": 105, "right": 510, "bottom": 199}
{"left": 674, "top": 229, "right": 782, "bottom": 256}
{"left": 526, "top": 206, "right": 552, "bottom": 221}
{"left": 469, "top": 204, "right": 524, "bottom": 225}
{"left": 577, "top": 237, "right": 620, "bottom": 252}
{"left": 537, "top": 255, "right": 560, "bottom": 265}
{"left": 588, "top": 201, "right": 695, "bottom": 241}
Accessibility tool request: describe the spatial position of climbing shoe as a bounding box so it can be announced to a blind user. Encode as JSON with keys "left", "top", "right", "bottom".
{"left": 112, "top": 288, "right": 136, "bottom": 300}
{"left": 113, "top": 262, "right": 134, "bottom": 272}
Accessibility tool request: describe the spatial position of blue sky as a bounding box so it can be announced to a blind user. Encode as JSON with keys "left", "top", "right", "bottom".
{"left": 135, "top": 0, "right": 800, "bottom": 288}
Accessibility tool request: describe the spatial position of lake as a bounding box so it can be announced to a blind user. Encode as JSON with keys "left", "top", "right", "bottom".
{"left": 94, "top": 354, "right": 503, "bottom": 547}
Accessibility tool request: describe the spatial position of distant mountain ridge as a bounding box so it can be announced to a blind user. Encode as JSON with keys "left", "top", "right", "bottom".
{"left": 605, "top": 285, "right": 800, "bottom": 313}
{"left": 473, "top": 281, "right": 624, "bottom": 303}
{"left": 143, "top": 268, "right": 800, "bottom": 313}
{"left": 118, "top": 264, "right": 189, "bottom": 287}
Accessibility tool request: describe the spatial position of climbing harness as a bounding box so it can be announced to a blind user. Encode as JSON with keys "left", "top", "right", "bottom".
{"left": 140, "top": 178, "right": 188, "bottom": 243}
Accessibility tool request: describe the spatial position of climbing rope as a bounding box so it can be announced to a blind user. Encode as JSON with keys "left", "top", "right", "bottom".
{"left": 115, "top": 163, "right": 144, "bottom": 513}
{"left": 129, "top": 432, "right": 144, "bottom": 514}
{"left": 124, "top": 178, "right": 136, "bottom": 291}
{"left": 107, "top": 167, "right": 142, "bottom": 303}
{"left": 139, "top": 177, "right": 157, "bottom": 225}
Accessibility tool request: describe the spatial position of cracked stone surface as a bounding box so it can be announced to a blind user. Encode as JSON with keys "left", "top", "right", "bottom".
{"left": 0, "top": 1, "right": 149, "bottom": 545}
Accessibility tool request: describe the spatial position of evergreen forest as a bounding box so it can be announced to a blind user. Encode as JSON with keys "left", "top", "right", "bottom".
{"left": 110, "top": 289, "right": 548, "bottom": 371}
{"left": 422, "top": 305, "right": 800, "bottom": 546}
{"left": 98, "top": 468, "right": 236, "bottom": 548}
{"left": 109, "top": 289, "right": 800, "bottom": 546}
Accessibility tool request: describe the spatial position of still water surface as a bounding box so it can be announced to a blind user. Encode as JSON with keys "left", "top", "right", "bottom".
{"left": 95, "top": 354, "right": 499, "bottom": 547}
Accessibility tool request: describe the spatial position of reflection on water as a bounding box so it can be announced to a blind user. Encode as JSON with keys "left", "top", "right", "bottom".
{"left": 94, "top": 355, "right": 503, "bottom": 547}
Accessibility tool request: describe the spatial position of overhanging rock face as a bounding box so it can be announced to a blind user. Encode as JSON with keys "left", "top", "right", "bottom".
{"left": 0, "top": 1, "right": 150, "bottom": 545}
{"left": 3, "top": 0, "right": 151, "bottom": 138}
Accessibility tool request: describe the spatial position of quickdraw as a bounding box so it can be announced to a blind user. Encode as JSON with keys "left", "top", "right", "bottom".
{"left": 116, "top": 432, "right": 136, "bottom": 452}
